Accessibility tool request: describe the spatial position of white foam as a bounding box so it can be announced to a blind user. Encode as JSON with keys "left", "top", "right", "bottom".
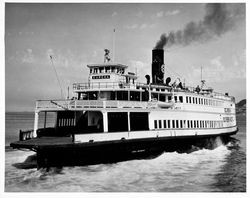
{"left": 5, "top": 144, "right": 231, "bottom": 192}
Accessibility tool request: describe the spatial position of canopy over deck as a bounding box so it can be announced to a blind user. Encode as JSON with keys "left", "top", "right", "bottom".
{"left": 87, "top": 63, "right": 128, "bottom": 68}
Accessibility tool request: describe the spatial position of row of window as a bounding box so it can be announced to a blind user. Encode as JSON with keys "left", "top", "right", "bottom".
{"left": 57, "top": 118, "right": 75, "bottom": 127}
{"left": 161, "top": 95, "right": 223, "bottom": 107}
{"left": 79, "top": 91, "right": 225, "bottom": 107}
{"left": 185, "top": 96, "right": 223, "bottom": 106}
{"left": 90, "top": 67, "right": 125, "bottom": 74}
{"left": 154, "top": 119, "right": 225, "bottom": 129}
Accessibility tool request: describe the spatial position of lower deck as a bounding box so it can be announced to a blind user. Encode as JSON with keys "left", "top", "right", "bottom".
{"left": 10, "top": 126, "right": 238, "bottom": 150}
{"left": 10, "top": 128, "right": 238, "bottom": 168}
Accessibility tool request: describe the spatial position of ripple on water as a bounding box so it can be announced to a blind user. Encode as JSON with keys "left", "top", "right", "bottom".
{"left": 5, "top": 143, "right": 235, "bottom": 192}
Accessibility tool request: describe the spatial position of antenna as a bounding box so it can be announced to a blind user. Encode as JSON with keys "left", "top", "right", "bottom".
{"left": 201, "top": 66, "right": 203, "bottom": 82}
{"left": 113, "top": 28, "right": 116, "bottom": 62}
{"left": 200, "top": 66, "right": 206, "bottom": 89}
{"left": 67, "top": 86, "right": 69, "bottom": 100}
{"left": 49, "top": 55, "right": 64, "bottom": 99}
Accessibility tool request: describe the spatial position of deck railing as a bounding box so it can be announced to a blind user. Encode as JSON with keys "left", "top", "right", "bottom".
{"left": 19, "top": 129, "right": 34, "bottom": 141}
{"left": 36, "top": 100, "right": 156, "bottom": 111}
{"left": 73, "top": 81, "right": 234, "bottom": 101}
{"left": 73, "top": 82, "right": 138, "bottom": 91}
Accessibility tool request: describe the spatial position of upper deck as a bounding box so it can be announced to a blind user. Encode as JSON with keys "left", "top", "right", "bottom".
{"left": 72, "top": 81, "right": 235, "bottom": 101}
{"left": 36, "top": 52, "right": 235, "bottom": 111}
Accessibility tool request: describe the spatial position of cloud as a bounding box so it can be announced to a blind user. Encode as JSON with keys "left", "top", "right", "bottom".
{"left": 152, "top": 10, "right": 180, "bottom": 19}
{"left": 135, "top": 11, "right": 143, "bottom": 18}
{"left": 125, "top": 23, "right": 156, "bottom": 30}
{"left": 112, "top": 11, "right": 117, "bottom": 17}
{"left": 124, "top": 24, "right": 138, "bottom": 29}
{"left": 46, "top": 48, "right": 54, "bottom": 57}
{"left": 46, "top": 48, "right": 70, "bottom": 68}
{"left": 186, "top": 55, "right": 245, "bottom": 85}
{"left": 165, "top": 10, "right": 180, "bottom": 16}
{"left": 231, "top": 50, "right": 246, "bottom": 78}
{"left": 129, "top": 60, "right": 150, "bottom": 81}
{"left": 210, "top": 56, "right": 224, "bottom": 71}
{"left": 140, "top": 23, "right": 148, "bottom": 29}
{"left": 21, "top": 48, "right": 35, "bottom": 63}
{"left": 156, "top": 11, "right": 164, "bottom": 18}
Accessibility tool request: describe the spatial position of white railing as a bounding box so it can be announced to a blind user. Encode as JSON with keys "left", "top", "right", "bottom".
{"left": 36, "top": 100, "right": 158, "bottom": 111}
{"left": 73, "top": 82, "right": 138, "bottom": 91}
{"left": 72, "top": 81, "right": 234, "bottom": 102}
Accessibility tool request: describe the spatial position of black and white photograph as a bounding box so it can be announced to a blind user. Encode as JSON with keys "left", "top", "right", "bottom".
{"left": 2, "top": 0, "right": 247, "bottom": 194}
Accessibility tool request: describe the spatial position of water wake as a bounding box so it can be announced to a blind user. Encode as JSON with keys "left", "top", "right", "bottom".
{"left": 6, "top": 136, "right": 234, "bottom": 192}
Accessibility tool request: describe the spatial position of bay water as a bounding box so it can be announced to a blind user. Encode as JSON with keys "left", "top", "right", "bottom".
{"left": 5, "top": 112, "right": 246, "bottom": 192}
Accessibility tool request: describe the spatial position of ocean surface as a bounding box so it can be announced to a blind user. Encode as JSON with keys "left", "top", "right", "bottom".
{"left": 5, "top": 112, "right": 246, "bottom": 192}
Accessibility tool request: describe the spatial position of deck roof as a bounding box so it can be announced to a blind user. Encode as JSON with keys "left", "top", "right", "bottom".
{"left": 87, "top": 63, "right": 128, "bottom": 68}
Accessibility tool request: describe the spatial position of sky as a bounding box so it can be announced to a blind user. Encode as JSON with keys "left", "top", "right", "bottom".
{"left": 5, "top": 3, "right": 246, "bottom": 111}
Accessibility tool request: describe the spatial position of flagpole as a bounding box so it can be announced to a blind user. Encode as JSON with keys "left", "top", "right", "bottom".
{"left": 113, "top": 28, "right": 115, "bottom": 62}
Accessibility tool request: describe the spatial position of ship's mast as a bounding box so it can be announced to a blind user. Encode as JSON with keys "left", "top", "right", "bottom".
{"left": 201, "top": 66, "right": 202, "bottom": 82}
{"left": 201, "top": 66, "right": 205, "bottom": 89}
{"left": 113, "top": 29, "right": 116, "bottom": 62}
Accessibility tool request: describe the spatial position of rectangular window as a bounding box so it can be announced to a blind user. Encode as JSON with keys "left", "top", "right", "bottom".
{"left": 193, "top": 97, "right": 195, "bottom": 104}
{"left": 201, "top": 98, "right": 203, "bottom": 105}
{"left": 195, "top": 97, "right": 198, "bottom": 104}
{"left": 180, "top": 120, "right": 183, "bottom": 128}
{"left": 186, "top": 96, "right": 189, "bottom": 103}
{"left": 187, "top": 120, "right": 190, "bottom": 128}
{"left": 194, "top": 120, "right": 196, "bottom": 128}
{"left": 197, "top": 120, "right": 199, "bottom": 128}
{"left": 168, "top": 120, "right": 171, "bottom": 128}
{"left": 164, "top": 120, "right": 167, "bottom": 128}
{"left": 174, "top": 96, "right": 178, "bottom": 102}
{"left": 172, "top": 120, "right": 175, "bottom": 128}
{"left": 159, "top": 120, "right": 162, "bottom": 129}
{"left": 191, "top": 120, "right": 193, "bottom": 128}
{"left": 154, "top": 120, "right": 157, "bottom": 129}
{"left": 189, "top": 97, "right": 192, "bottom": 103}
{"left": 179, "top": 96, "right": 183, "bottom": 103}
{"left": 176, "top": 120, "right": 179, "bottom": 128}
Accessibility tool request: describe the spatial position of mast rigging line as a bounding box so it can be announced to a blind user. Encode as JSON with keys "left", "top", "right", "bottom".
{"left": 49, "top": 55, "right": 64, "bottom": 99}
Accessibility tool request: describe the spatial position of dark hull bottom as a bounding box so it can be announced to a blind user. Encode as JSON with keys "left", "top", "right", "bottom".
{"left": 34, "top": 133, "right": 236, "bottom": 169}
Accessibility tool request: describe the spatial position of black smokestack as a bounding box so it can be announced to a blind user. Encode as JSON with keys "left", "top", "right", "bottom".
{"left": 154, "top": 3, "right": 245, "bottom": 49}
{"left": 152, "top": 49, "right": 164, "bottom": 84}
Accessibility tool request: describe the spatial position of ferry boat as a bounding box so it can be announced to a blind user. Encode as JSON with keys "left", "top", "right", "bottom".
{"left": 10, "top": 48, "right": 238, "bottom": 168}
